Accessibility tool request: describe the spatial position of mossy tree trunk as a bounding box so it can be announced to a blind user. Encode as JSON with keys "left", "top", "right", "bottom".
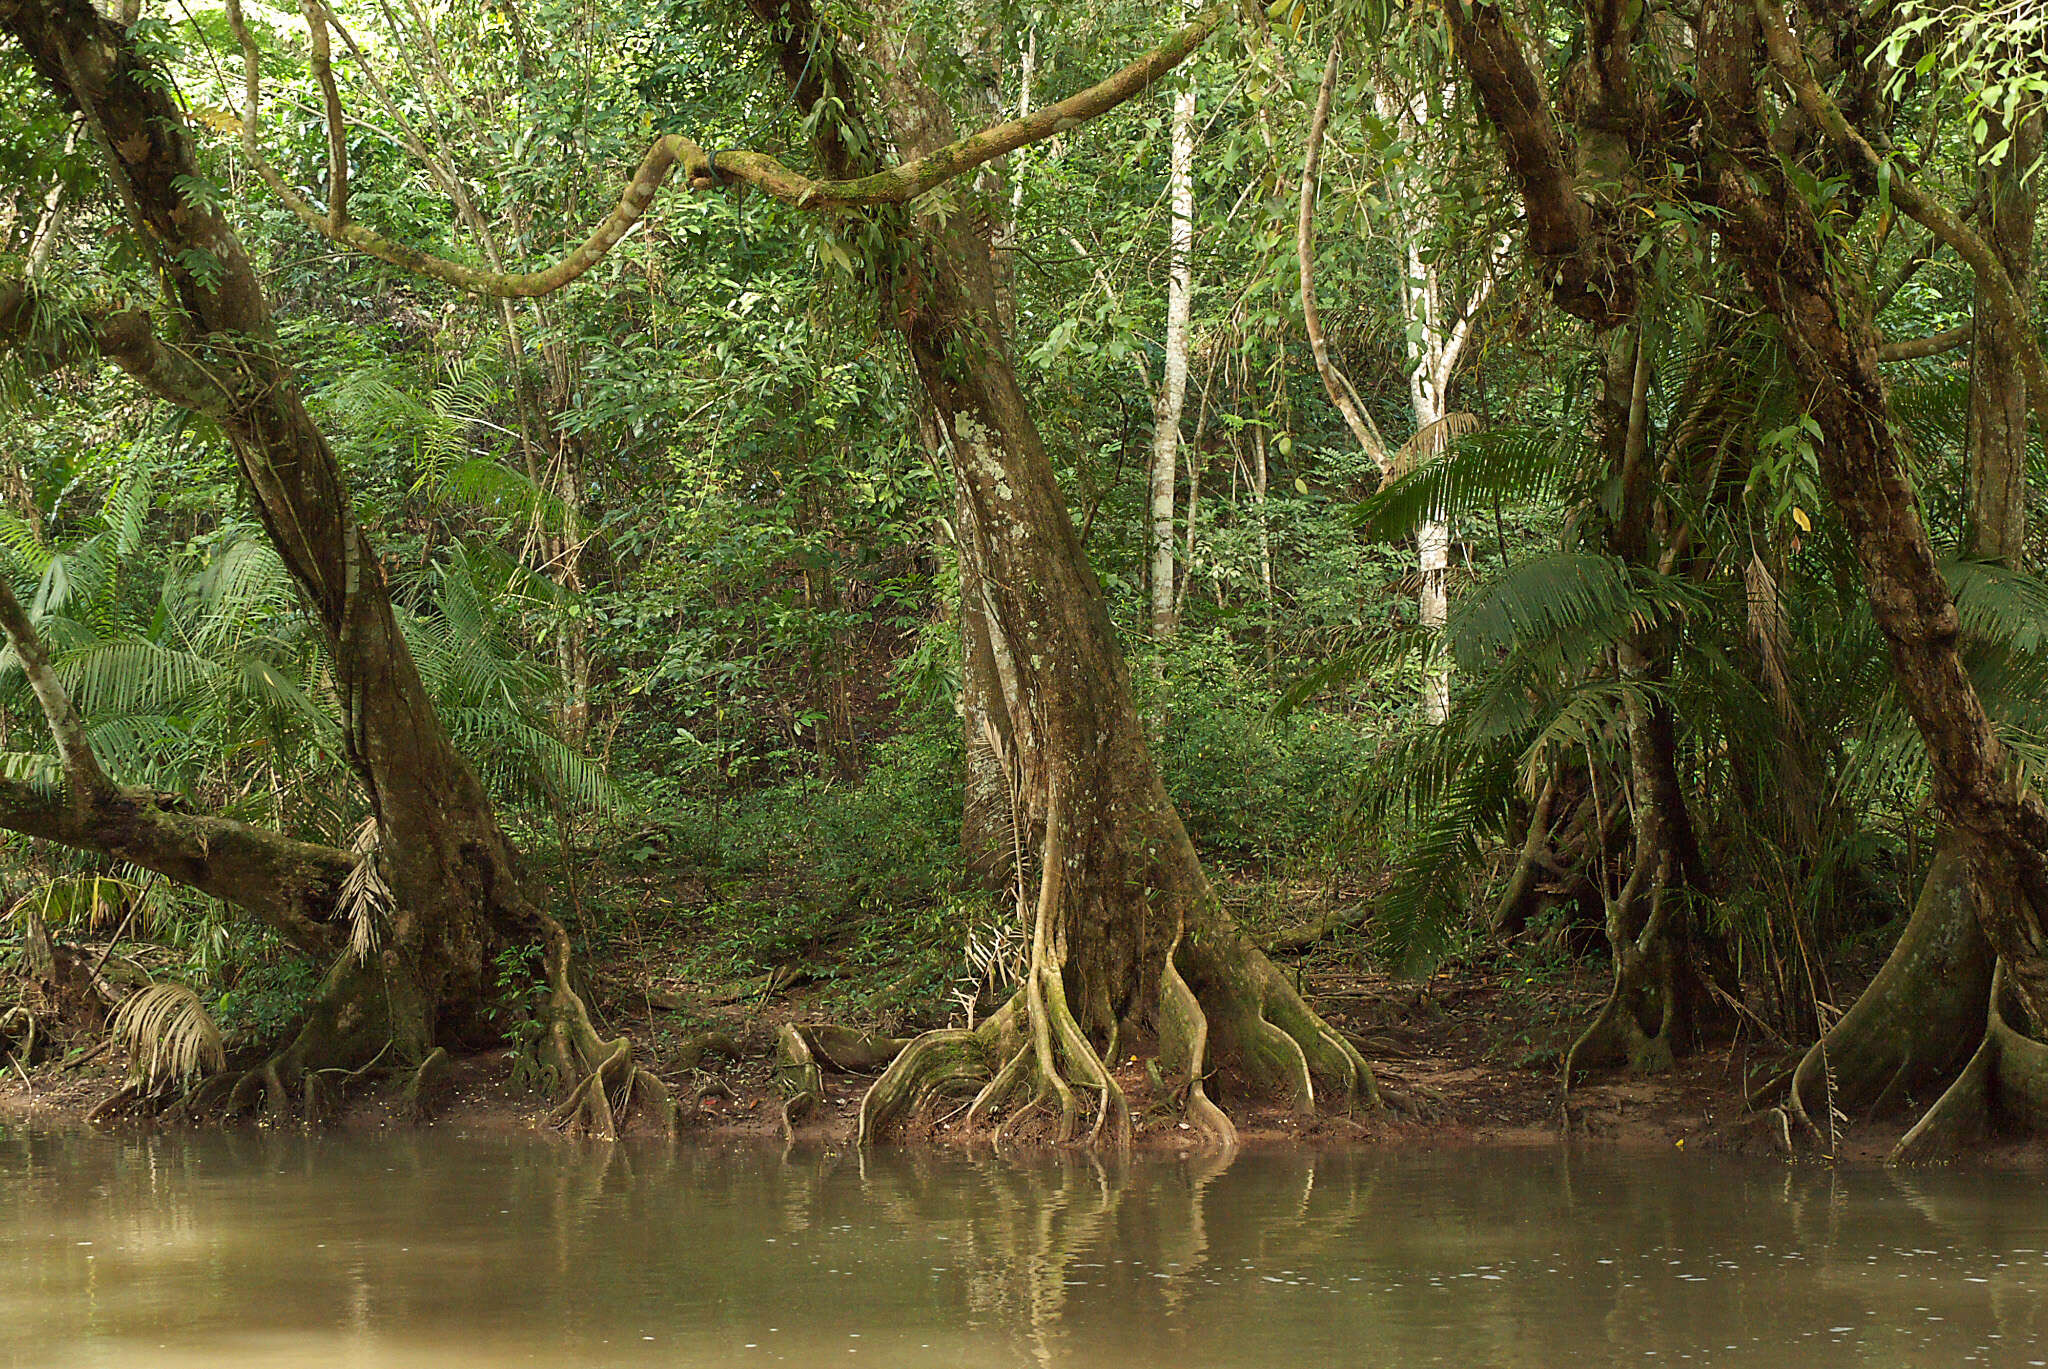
{"left": 1774, "top": 105, "right": 2035, "bottom": 1145}
{"left": 0, "top": 0, "right": 659, "bottom": 1129}
{"left": 1699, "top": 0, "right": 2048, "bottom": 1155}
{"left": 741, "top": 1, "right": 1383, "bottom": 1143}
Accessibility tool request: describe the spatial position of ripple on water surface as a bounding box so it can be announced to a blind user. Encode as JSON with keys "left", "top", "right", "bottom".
{"left": 2, "top": 1129, "right": 2045, "bottom": 1368}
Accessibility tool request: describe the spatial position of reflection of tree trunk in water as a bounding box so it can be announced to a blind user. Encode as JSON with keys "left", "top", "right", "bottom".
{"left": 738, "top": 1, "right": 1387, "bottom": 1148}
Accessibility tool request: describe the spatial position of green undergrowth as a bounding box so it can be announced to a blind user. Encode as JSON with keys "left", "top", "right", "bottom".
{"left": 558, "top": 650, "right": 1390, "bottom": 1033}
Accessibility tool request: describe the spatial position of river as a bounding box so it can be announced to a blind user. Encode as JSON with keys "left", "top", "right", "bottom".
{"left": 3, "top": 1127, "right": 2045, "bottom": 1366}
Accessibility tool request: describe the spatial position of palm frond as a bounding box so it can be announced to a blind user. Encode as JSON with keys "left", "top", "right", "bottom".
{"left": 1949, "top": 559, "right": 2048, "bottom": 656}
{"left": 1355, "top": 424, "right": 1587, "bottom": 541}
{"left": 340, "top": 817, "right": 390, "bottom": 964}
{"left": 1448, "top": 551, "right": 1699, "bottom": 673}
{"left": 110, "top": 983, "right": 225, "bottom": 1092}
{"left": 1370, "top": 747, "right": 1521, "bottom": 975}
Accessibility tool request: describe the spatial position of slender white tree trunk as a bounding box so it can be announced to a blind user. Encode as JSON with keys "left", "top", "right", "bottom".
{"left": 1376, "top": 80, "right": 1460, "bottom": 723}
{"left": 1149, "top": 76, "right": 1196, "bottom": 638}
{"left": 1253, "top": 424, "right": 1274, "bottom": 613}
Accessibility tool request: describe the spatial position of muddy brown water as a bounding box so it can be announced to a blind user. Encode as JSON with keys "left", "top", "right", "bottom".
{"left": 4, "top": 1128, "right": 2048, "bottom": 1367}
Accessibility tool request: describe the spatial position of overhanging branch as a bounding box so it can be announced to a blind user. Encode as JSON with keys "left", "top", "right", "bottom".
{"left": 1878, "top": 322, "right": 1973, "bottom": 362}
{"left": 220, "top": 0, "right": 1231, "bottom": 297}
{"left": 0, "top": 557, "right": 347, "bottom": 958}
{"left": 1754, "top": 0, "right": 2048, "bottom": 440}
{"left": 1, "top": 274, "right": 236, "bottom": 414}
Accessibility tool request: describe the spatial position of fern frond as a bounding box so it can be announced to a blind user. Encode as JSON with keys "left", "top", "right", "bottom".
{"left": 1356, "top": 424, "right": 1587, "bottom": 541}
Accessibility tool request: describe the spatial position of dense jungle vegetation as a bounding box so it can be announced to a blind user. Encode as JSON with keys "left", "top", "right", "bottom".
{"left": 0, "top": 0, "right": 2043, "bottom": 1159}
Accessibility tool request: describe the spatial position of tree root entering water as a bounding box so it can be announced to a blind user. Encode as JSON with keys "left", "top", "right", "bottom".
{"left": 860, "top": 791, "right": 1131, "bottom": 1148}
{"left": 1891, "top": 959, "right": 2048, "bottom": 1164}
{"left": 536, "top": 910, "right": 679, "bottom": 1141}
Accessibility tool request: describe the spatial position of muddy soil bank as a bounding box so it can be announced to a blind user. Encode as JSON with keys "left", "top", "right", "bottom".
{"left": 10, "top": 955, "right": 2013, "bottom": 1165}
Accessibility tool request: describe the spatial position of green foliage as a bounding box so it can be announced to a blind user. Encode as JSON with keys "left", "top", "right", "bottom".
{"left": 1140, "top": 630, "right": 1373, "bottom": 859}
{"left": 3, "top": 0, "right": 2036, "bottom": 1071}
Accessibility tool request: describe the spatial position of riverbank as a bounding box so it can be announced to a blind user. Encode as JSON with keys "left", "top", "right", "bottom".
{"left": 0, "top": 949, "right": 1919, "bottom": 1162}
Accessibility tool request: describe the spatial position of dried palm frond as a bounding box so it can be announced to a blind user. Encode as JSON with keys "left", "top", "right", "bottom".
{"left": 111, "top": 983, "right": 224, "bottom": 1092}
{"left": 340, "top": 817, "right": 391, "bottom": 964}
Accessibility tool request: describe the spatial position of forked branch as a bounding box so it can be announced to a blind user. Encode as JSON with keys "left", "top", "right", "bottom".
{"left": 221, "top": 0, "right": 1233, "bottom": 298}
{"left": 1752, "top": 0, "right": 2048, "bottom": 440}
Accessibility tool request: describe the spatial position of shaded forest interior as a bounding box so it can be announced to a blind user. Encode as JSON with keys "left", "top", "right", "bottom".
{"left": 0, "top": 0, "right": 2045, "bottom": 1160}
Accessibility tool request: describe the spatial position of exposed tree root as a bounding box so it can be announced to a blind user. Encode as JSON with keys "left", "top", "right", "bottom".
{"left": 775, "top": 1024, "right": 909, "bottom": 1139}
{"left": 774, "top": 1024, "right": 822, "bottom": 1138}
{"left": 401, "top": 1046, "right": 453, "bottom": 1122}
{"left": 859, "top": 1007, "right": 1014, "bottom": 1142}
{"left": 1202, "top": 936, "right": 1385, "bottom": 1116}
{"left": 0, "top": 1005, "right": 39, "bottom": 1069}
{"left": 1891, "top": 959, "right": 2048, "bottom": 1164}
{"left": 83, "top": 1082, "right": 141, "bottom": 1126}
{"left": 536, "top": 910, "right": 677, "bottom": 1141}
{"left": 164, "top": 955, "right": 400, "bottom": 1128}
{"left": 856, "top": 774, "right": 1393, "bottom": 1146}
{"left": 1775, "top": 841, "right": 1992, "bottom": 1140}
{"left": 864, "top": 789, "right": 1132, "bottom": 1148}
{"left": 1156, "top": 918, "right": 1236, "bottom": 1149}
{"left": 1566, "top": 849, "right": 1681, "bottom": 1084}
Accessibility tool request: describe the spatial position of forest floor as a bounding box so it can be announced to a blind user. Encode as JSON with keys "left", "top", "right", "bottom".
{"left": 0, "top": 843, "right": 1973, "bottom": 1161}
{"left": 0, "top": 937, "right": 1869, "bottom": 1161}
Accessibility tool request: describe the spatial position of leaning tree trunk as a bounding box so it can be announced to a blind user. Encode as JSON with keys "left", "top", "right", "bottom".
{"left": 875, "top": 232, "right": 1382, "bottom": 1143}
{"left": 741, "top": 1, "right": 1384, "bottom": 1145}
{"left": 1776, "top": 106, "right": 2036, "bottom": 1147}
{"left": 1702, "top": 0, "right": 2048, "bottom": 1157}
{"left": 954, "top": 474, "right": 1031, "bottom": 891}
{"left": 1, "top": 0, "right": 665, "bottom": 1135}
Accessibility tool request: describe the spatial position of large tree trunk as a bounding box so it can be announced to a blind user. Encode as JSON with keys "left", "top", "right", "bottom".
{"left": 1700, "top": 0, "right": 2048, "bottom": 1155}
{"left": 0, "top": 0, "right": 660, "bottom": 1134}
{"left": 2, "top": 0, "right": 522, "bottom": 1059}
{"left": 742, "top": 2, "right": 1383, "bottom": 1143}
{"left": 954, "top": 474, "right": 1028, "bottom": 890}
{"left": 1774, "top": 106, "right": 2037, "bottom": 1147}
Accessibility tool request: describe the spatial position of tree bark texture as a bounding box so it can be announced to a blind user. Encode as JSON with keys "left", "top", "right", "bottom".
{"left": 1, "top": 0, "right": 538, "bottom": 1058}
{"left": 1698, "top": 0, "right": 2048, "bottom": 1034}
{"left": 741, "top": 1, "right": 1380, "bottom": 1133}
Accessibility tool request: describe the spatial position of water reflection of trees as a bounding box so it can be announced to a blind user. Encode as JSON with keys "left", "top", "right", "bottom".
{"left": 5, "top": 1132, "right": 2048, "bottom": 1367}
